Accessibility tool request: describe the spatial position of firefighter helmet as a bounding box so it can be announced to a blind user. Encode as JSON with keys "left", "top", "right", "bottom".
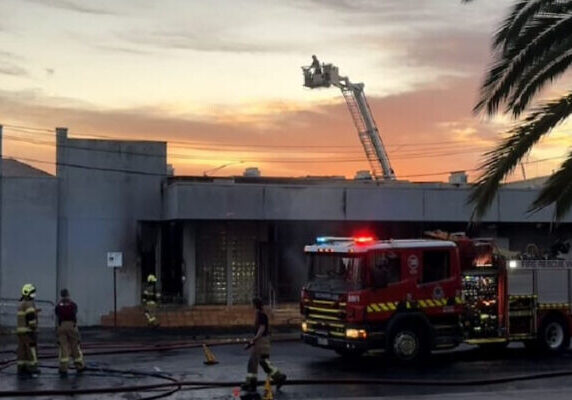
{"left": 22, "top": 283, "right": 36, "bottom": 298}
{"left": 147, "top": 274, "right": 157, "bottom": 283}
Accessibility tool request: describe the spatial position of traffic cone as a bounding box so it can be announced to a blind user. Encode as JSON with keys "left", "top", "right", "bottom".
{"left": 263, "top": 376, "right": 273, "bottom": 400}
{"left": 202, "top": 344, "right": 219, "bottom": 365}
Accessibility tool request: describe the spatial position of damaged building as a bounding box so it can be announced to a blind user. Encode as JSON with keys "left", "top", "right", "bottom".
{"left": 0, "top": 127, "right": 570, "bottom": 326}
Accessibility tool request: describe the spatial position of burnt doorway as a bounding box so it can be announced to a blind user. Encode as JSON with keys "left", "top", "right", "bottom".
{"left": 161, "top": 222, "right": 184, "bottom": 303}
{"left": 138, "top": 222, "right": 159, "bottom": 284}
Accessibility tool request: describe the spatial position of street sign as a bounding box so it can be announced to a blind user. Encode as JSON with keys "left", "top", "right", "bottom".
{"left": 107, "top": 252, "right": 123, "bottom": 268}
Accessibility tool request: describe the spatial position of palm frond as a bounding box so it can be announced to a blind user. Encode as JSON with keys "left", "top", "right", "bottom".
{"left": 529, "top": 151, "right": 572, "bottom": 220}
{"left": 470, "top": 93, "right": 572, "bottom": 220}
{"left": 509, "top": 45, "right": 572, "bottom": 115}
{"left": 476, "top": 13, "right": 572, "bottom": 116}
{"left": 475, "top": 14, "right": 561, "bottom": 115}
{"left": 495, "top": 1, "right": 572, "bottom": 52}
{"left": 493, "top": 0, "right": 544, "bottom": 50}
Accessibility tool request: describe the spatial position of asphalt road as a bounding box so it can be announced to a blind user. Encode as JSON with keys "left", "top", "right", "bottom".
{"left": 2, "top": 332, "right": 572, "bottom": 399}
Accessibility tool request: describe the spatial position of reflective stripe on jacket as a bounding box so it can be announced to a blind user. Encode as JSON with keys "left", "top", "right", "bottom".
{"left": 142, "top": 283, "right": 160, "bottom": 303}
{"left": 17, "top": 299, "right": 37, "bottom": 333}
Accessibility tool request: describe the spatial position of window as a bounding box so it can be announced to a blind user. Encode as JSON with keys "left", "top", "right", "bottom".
{"left": 370, "top": 252, "right": 401, "bottom": 287}
{"left": 422, "top": 251, "right": 450, "bottom": 283}
{"left": 308, "top": 255, "right": 365, "bottom": 290}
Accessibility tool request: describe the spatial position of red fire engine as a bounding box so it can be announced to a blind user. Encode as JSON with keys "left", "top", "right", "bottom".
{"left": 300, "top": 234, "right": 572, "bottom": 362}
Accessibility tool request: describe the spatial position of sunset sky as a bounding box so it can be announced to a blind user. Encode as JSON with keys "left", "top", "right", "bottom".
{"left": 1, "top": 0, "right": 570, "bottom": 181}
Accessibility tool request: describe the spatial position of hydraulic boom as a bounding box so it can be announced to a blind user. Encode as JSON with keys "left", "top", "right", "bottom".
{"left": 302, "top": 58, "right": 396, "bottom": 181}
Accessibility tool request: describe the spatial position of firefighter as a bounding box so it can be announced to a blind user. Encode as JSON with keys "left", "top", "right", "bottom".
{"left": 16, "top": 283, "right": 39, "bottom": 377}
{"left": 142, "top": 274, "right": 160, "bottom": 327}
{"left": 310, "top": 54, "right": 322, "bottom": 75}
{"left": 54, "top": 289, "right": 85, "bottom": 376}
{"left": 241, "top": 297, "right": 287, "bottom": 395}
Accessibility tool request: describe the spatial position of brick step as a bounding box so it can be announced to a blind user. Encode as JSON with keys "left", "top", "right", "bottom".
{"left": 100, "top": 303, "right": 301, "bottom": 328}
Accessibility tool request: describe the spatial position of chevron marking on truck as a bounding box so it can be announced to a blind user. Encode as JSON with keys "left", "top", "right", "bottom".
{"left": 366, "top": 297, "right": 463, "bottom": 313}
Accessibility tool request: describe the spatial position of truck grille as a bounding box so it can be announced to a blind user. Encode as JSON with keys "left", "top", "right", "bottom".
{"left": 303, "top": 298, "right": 346, "bottom": 337}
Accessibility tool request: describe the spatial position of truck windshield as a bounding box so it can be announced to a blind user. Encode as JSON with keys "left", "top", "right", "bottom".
{"left": 307, "top": 254, "right": 364, "bottom": 291}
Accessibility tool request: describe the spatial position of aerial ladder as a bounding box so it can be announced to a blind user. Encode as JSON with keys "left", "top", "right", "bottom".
{"left": 302, "top": 58, "right": 396, "bottom": 181}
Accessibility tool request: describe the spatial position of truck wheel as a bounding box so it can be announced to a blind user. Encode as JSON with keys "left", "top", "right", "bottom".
{"left": 388, "top": 325, "right": 428, "bottom": 363}
{"left": 538, "top": 317, "right": 569, "bottom": 353}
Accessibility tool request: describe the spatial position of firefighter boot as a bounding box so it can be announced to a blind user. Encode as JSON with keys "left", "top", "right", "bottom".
{"left": 241, "top": 376, "right": 257, "bottom": 391}
{"left": 17, "top": 365, "right": 30, "bottom": 378}
{"left": 271, "top": 371, "right": 287, "bottom": 390}
{"left": 240, "top": 390, "right": 262, "bottom": 400}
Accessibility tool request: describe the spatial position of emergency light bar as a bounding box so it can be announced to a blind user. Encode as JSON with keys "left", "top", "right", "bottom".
{"left": 315, "top": 236, "right": 375, "bottom": 244}
{"left": 316, "top": 237, "right": 352, "bottom": 244}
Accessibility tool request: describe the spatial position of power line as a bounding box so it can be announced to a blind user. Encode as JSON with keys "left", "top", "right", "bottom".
{"left": 1, "top": 123, "right": 492, "bottom": 151}
{"left": 9, "top": 156, "right": 168, "bottom": 177}
{"left": 6, "top": 123, "right": 565, "bottom": 178}
{"left": 7, "top": 155, "right": 482, "bottom": 180}
{"left": 1, "top": 131, "right": 490, "bottom": 162}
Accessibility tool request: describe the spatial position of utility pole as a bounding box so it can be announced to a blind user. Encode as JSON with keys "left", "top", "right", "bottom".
{"left": 55, "top": 127, "right": 68, "bottom": 300}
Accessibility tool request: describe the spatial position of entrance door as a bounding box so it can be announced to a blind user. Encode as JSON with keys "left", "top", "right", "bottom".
{"left": 196, "top": 223, "right": 227, "bottom": 305}
{"left": 196, "top": 222, "right": 258, "bottom": 305}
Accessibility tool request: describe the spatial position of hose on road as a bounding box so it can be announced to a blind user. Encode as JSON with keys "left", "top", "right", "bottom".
{"left": 3, "top": 368, "right": 572, "bottom": 397}
{"left": 2, "top": 337, "right": 572, "bottom": 398}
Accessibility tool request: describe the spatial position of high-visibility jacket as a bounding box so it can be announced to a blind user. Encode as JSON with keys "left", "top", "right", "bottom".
{"left": 142, "top": 283, "right": 160, "bottom": 304}
{"left": 17, "top": 298, "right": 38, "bottom": 334}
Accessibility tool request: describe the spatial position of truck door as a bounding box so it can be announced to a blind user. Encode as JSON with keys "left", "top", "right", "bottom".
{"left": 416, "top": 248, "right": 459, "bottom": 313}
{"left": 368, "top": 250, "right": 405, "bottom": 299}
{"left": 365, "top": 250, "right": 417, "bottom": 319}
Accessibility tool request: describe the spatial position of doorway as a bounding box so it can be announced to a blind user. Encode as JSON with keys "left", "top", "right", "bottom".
{"left": 161, "top": 222, "right": 184, "bottom": 303}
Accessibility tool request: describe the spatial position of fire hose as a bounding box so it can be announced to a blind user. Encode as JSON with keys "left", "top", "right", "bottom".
{"left": 3, "top": 369, "right": 572, "bottom": 397}
{"left": 2, "top": 337, "right": 572, "bottom": 398}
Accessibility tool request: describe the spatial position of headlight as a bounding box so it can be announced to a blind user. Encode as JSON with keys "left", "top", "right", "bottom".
{"left": 301, "top": 321, "right": 308, "bottom": 332}
{"left": 345, "top": 328, "right": 367, "bottom": 339}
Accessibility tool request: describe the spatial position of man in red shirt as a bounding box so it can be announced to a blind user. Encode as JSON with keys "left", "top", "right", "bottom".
{"left": 54, "top": 289, "right": 85, "bottom": 376}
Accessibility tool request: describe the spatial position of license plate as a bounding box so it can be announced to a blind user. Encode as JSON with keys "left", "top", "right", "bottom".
{"left": 317, "top": 337, "right": 328, "bottom": 346}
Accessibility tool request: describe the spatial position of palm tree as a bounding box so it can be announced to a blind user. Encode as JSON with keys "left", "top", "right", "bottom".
{"left": 470, "top": 0, "right": 572, "bottom": 221}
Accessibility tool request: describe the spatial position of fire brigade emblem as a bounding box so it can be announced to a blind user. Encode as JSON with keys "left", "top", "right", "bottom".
{"left": 407, "top": 255, "right": 419, "bottom": 274}
{"left": 433, "top": 286, "right": 444, "bottom": 300}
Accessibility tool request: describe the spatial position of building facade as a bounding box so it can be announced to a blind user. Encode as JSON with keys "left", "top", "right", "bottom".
{"left": 1, "top": 127, "right": 571, "bottom": 325}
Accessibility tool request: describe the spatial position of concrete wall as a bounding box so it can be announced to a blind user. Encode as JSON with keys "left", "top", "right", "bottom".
{"left": 164, "top": 180, "right": 559, "bottom": 223}
{"left": 57, "top": 132, "right": 166, "bottom": 325}
{"left": 0, "top": 177, "right": 58, "bottom": 327}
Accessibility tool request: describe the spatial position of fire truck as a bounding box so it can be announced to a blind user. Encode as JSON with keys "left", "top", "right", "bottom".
{"left": 300, "top": 234, "right": 572, "bottom": 362}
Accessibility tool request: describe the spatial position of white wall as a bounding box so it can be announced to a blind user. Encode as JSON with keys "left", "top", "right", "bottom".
{"left": 0, "top": 177, "right": 58, "bottom": 327}
{"left": 57, "top": 134, "right": 166, "bottom": 325}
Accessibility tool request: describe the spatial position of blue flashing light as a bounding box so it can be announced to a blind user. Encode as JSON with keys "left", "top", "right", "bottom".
{"left": 316, "top": 237, "right": 327, "bottom": 244}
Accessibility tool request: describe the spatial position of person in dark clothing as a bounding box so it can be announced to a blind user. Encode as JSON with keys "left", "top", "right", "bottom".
{"left": 311, "top": 55, "right": 322, "bottom": 75}
{"left": 54, "top": 289, "right": 85, "bottom": 376}
{"left": 241, "top": 297, "right": 286, "bottom": 394}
